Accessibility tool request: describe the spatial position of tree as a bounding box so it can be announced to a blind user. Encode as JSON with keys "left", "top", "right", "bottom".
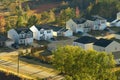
{"left": 0, "top": 16, "right": 6, "bottom": 33}
{"left": 25, "top": 4, "right": 30, "bottom": 11}
{"left": 16, "top": 16, "right": 24, "bottom": 27}
{"left": 27, "top": 15, "right": 38, "bottom": 27}
{"left": 75, "top": 6, "right": 80, "bottom": 18}
{"left": 57, "top": 7, "right": 75, "bottom": 26}
{"left": 48, "top": 10, "right": 55, "bottom": 22}
{"left": 52, "top": 46, "right": 116, "bottom": 80}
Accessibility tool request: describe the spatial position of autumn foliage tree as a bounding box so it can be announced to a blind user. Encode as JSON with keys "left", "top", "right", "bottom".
{"left": 0, "top": 16, "right": 6, "bottom": 33}
{"left": 52, "top": 46, "right": 116, "bottom": 80}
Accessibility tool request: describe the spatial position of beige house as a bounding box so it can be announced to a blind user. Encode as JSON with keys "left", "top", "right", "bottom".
{"left": 73, "top": 36, "right": 97, "bottom": 50}
{"left": 93, "top": 38, "right": 120, "bottom": 53}
{"left": 88, "top": 15, "right": 107, "bottom": 30}
{"left": 66, "top": 18, "right": 92, "bottom": 33}
{"left": 112, "top": 51, "right": 120, "bottom": 65}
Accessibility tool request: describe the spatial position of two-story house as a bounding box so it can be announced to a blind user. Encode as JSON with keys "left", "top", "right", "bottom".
{"left": 0, "top": 35, "right": 14, "bottom": 47}
{"left": 30, "top": 25, "right": 53, "bottom": 40}
{"left": 8, "top": 28, "right": 33, "bottom": 45}
{"left": 73, "top": 36, "right": 97, "bottom": 50}
{"left": 88, "top": 15, "right": 107, "bottom": 30}
{"left": 66, "top": 18, "right": 92, "bottom": 33}
{"left": 49, "top": 26, "right": 73, "bottom": 37}
{"left": 111, "top": 12, "right": 120, "bottom": 27}
{"left": 93, "top": 38, "right": 120, "bottom": 53}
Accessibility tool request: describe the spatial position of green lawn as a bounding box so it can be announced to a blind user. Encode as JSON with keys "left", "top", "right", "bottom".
{"left": 109, "top": 27, "right": 120, "bottom": 33}
{"left": 34, "top": 40, "right": 50, "bottom": 46}
{"left": 88, "top": 30, "right": 108, "bottom": 37}
{"left": 0, "top": 47, "right": 13, "bottom": 52}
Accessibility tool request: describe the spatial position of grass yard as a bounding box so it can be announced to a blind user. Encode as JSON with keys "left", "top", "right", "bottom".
{"left": 34, "top": 40, "right": 50, "bottom": 46}
{"left": 109, "top": 27, "right": 120, "bottom": 33}
{"left": 0, "top": 47, "right": 13, "bottom": 52}
{"left": 88, "top": 30, "right": 108, "bottom": 37}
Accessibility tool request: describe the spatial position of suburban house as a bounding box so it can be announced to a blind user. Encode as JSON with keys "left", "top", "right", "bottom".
{"left": 73, "top": 36, "right": 97, "bottom": 50}
{"left": 111, "top": 12, "right": 120, "bottom": 27}
{"left": 117, "top": 12, "right": 120, "bottom": 20}
{"left": 8, "top": 28, "right": 33, "bottom": 45}
{"left": 88, "top": 15, "right": 107, "bottom": 30}
{"left": 49, "top": 26, "right": 73, "bottom": 37}
{"left": 115, "top": 32, "right": 120, "bottom": 39}
{"left": 112, "top": 51, "right": 120, "bottom": 65}
{"left": 66, "top": 18, "right": 92, "bottom": 33}
{"left": 30, "top": 25, "right": 53, "bottom": 40}
{"left": 93, "top": 38, "right": 120, "bottom": 53}
{"left": 0, "top": 35, "right": 14, "bottom": 47}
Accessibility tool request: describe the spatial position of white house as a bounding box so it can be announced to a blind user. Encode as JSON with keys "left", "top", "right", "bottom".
{"left": 30, "top": 25, "right": 53, "bottom": 40}
{"left": 88, "top": 15, "right": 107, "bottom": 30}
{"left": 0, "top": 35, "right": 14, "bottom": 47}
{"left": 73, "top": 36, "right": 97, "bottom": 50}
{"left": 8, "top": 28, "right": 33, "bottom": 45}
{"left": 61, "top": 28, "right": 73, "bottom": 37}
{"left": 117, "top": 12, "right": 120, "bottom": 20}
{"left": 93, "top": 38, "right": 120, "bottom": 53}
{"left": 111, "top": 12, "right": 120, "bottom": 27}
{"left": 66, "top": 18, "right": 92, "bottom": 33}
{"left": 52, "top": 27, "right": 73, "bottom": 37}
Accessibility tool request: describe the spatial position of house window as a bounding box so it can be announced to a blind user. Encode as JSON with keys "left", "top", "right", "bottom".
{"left": 47, "top": 30, "right": 51, "bottom": 33}
{"left": 115, "top": 47, "right": 117, "bottom": 50}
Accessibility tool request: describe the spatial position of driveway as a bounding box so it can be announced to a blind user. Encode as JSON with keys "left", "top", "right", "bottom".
{"left": 48, "top": 36, "right": 78, "bottom": 51}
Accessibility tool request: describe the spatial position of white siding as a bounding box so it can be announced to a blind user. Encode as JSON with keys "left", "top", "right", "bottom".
{"left": 66, "top": 19, "right": 78, "bottom": 33}
{"left": 30, "top": 25, "right": 39, "bottom": 40}
{"left": 7, "top": 29, "right": 19, "bottom": 43}
{"left": 63, "top": 30, "right": 73, "bottom": 37}
{"left": 117, "top": 12, "right": 120, "bottom": 20}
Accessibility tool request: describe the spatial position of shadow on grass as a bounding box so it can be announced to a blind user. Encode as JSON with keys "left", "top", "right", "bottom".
{"left": 19, "top": 56, "right": 53, "bottom": 69}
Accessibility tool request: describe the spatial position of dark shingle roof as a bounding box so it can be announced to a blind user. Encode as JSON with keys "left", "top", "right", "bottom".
{"left": 72, "top": 18, "right": 86, "bottom": 24}
{"left": 35, "top": 25, "right": 63, "bottom": 31}
{"left": 112, "top": 51, "right": 120, "bottom": 59}
{"left": 74, "top": 36, "right": 97, "bottom": 44}
{"left": 60, "top": 28, "right": 68, "bottom": 32}
{"left": 0, "top": 35, "right": 7, "bottom": 41}
{"left": 49, "top": 26, "right": 63, "bottom": 31}
{"left": 93, "top": 38, "right": 113, "bottom": 47}
{"left": 15, "top": 28, "right": 31, "bottom": 34}
{"left": 89, "top": 15, "right": 105, "bottom": 21}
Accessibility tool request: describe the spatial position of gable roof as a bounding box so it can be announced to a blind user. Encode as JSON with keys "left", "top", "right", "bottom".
{"left": 74, "top": 36, "right": 97, "bottom": 44}
{"left": 35, "top": 25, "right": 63, "bottom": 31}
{"left": 88, "top": 15, "right": 105, "bottom": 21}
{"left": 48, "top": 26, "right": 63, "bottom": 31}
{"left": 72, "top": 18, "right": 87, "bottom": 24}
{"left": 15, "top": 28, "right": 32, "bottom": 34}
{"left": 93, "top": 38, "right": 113, "bottom": 47}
